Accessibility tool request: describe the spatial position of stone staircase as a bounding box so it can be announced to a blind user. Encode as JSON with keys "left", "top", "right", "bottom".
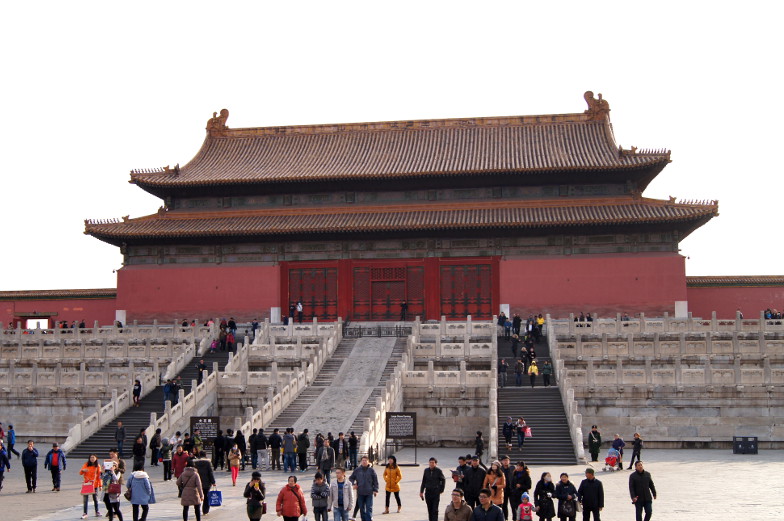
{"left": 495, "top": 329, "right": 576, "bottom": 465}
{"left": 267, "top": 339, "right": 357, "bottom": 432}
{"left": 67, "top": 348, "right": 227, "bottom": 460}
{"left": 349, "top": 336, "right": 406, "bottom": 433}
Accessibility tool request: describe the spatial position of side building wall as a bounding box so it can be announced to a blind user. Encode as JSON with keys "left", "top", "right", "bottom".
{"left": 116, "top": 264, "right": 281, "bottom": 323}
{"left": 1, "top": 297, "right": 117, "bottom": 328}
{"left": 500, "top": 252, "right": 687, "bottom": 317}
{"left": 687, "top": 285, "right": 784, "bottom": 319}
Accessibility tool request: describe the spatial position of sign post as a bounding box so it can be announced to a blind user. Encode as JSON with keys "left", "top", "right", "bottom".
{"left": 386, "top": 412, "right": 418, "bottom": 465}
{"left": 190, "top": 416, "right": 220, "bottom": 454}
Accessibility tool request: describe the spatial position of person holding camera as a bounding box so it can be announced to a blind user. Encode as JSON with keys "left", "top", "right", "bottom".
{"left": 533, "top": 472, "right": 556, "bottom": 521}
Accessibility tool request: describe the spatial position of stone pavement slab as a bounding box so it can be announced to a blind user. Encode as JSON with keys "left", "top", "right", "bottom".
{"left": 8, "top": 448, "right": 784, "bottom": 521}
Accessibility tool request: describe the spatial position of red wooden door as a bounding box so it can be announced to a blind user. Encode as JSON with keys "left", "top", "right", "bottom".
{"left": 440, "top": 264, "right": 492, "bottom": 319}
{"left": 288, "top": 267, "right": 338, "bottom": 320}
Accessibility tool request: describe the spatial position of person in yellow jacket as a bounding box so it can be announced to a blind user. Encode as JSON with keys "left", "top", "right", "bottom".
{"left": 382, "top": 455, "right": 402, "bottom": 513}
{"left": 527, "top": 360, "right": 539, "bottom": 388}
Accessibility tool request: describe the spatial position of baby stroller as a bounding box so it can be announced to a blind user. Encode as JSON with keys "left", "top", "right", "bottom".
{"left": 603, "top": 448, "right": 621, "bottom": 472}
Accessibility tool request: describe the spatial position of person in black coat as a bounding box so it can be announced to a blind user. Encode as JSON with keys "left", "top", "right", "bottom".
{"left": 628, "top": 462, "right": 656, "bottom": 521}
{"left": 419, "top": 457, "right": 446, "bottom": 521}
{"left": 576, "top": 469, "right": 603, "bottom": 521}
{"left": 235, "top": 430, "right": 248, "bottom": 470}
{"left": 462, "top": 457, "right": 487, "bottom": 509}
{"left": 213, "top": 430, "right": 225, "bottom": 470}
{"left": 500, "top": 456, "right": 515, "bottom": 520}
{"left": 509, "top": 462, "right": 531, "bottom": 520}
{"left": 554, "top": 473, "right": 578, "bottom": 521}
{"left": 194, "top": 451, "right": 216, "bottom": 515}
{"left": 627, "top": 433, "right": 644, "bottom": 469}
{"left": 533, "top": 472, "right": 556, "bottom": 521}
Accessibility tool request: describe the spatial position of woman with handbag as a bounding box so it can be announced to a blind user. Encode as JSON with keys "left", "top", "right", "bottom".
{"left": 276, "top": 475, "right": 308, "bottom": 521}
{"left": 102, "top": 461, "right": 123, "bottom": 521}
{"left": 244, "top": 471, "right": 266, "bottom": 520}
{"left": 177, "top": 458, "right": 205, "bottom": 521}
{"left": 126, "top": 463, "right": 156, "bottom": 521}
{"left": 79, "top": 454, "right": 102, "bottom": 519}
{"left": 533, "top": 472, "right": 556, "bottom": 521}
{"left": 554, "top": 473, "right": 578, "bottom": 521}
{"left": 228, "top": 443, "right": 243, "bottom": 486}
{"left": 481, "top": 461, "right": 506, "bottom": 507}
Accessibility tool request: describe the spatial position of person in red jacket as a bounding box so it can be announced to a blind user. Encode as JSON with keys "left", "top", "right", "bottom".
{"left": 172, "top": 445, "right": 190, "bottom": 479}
{"left": 276, "top": 475, "right": 308, "bottom": 521}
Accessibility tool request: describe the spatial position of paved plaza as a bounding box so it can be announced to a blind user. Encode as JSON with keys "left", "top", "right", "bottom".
{"left": 0, "top": 448, "right": 779, "bottom": 521}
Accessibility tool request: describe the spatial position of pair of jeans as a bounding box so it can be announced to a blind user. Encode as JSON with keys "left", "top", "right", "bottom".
{"left": 116, "top": 440, "right": 124, "bottom": 457}
{"left": 320, "top": 467, "right": 332, "bottom": 484}
{"left": 628, "top": 450, "right": 642, "bottom": 468}
{"left": 284, "top": 453, "right": 297, "bottom": 472}
{"left": 635, "top": 501, "right": 652, "bottom": 521}
{"left": 298, "top": 452, "right": 308, "bottom": 471}
{"left": 349, "top": 449, "right": 358, "bottom": 469}
{"left": 251, "top": 450, "right": 258, "bottom": 469}
{"left": 271, "top": 448, "right": 281, "bottom": 469}
{"left": 150, "top": 448, "right": 159, "bottom": 466}
{"left": 385, "top": 490, "right": 400, "bottom": 508}
{"left": 83, "top": 493, "right": 99, "bottom": 514}
{"left": 132, "top": 504, "right": 149, "bottom": 521}
{"left": 582, "top": 508, "right": 600, "bottom": 521}
{"left": 499, "top": 372, "right": 507, "bottom": 387}
{"left": 104, "top": 498, "right": 123, "bottom": 521}
{"left": 517, "top": 432, "right": 526, "bottom": 448}
{"left": 424, "top": 491, "right": 440, "bottom": 521}
{"left": 314, "top": 506, "right": 328, "bottom": 521}
{"left": 356, "top": 494, "right": 374, "bottom": 521}
{"left": 50, "top": 468, "right": 61, "bottom": 488}
{"left": 333, "top": 507, "right": 350, "bottom": 521}
{"left": 256, "top": 449, "right": 268, "bottom": 469}
{"left": 23, "top": 465, "right": 37, "bottom": 490}
{"left": 184, "top": 504, "right": 201, "bottom": 521}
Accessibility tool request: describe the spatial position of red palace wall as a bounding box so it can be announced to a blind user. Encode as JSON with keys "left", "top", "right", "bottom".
{"left": 1, "top": 298, "right": 117, "bottom": 328}
{"left": 687, "top": 286, "right": 784, "bottom": 319}
{"left": 116, "top": 264, "right": 281, "bottom": 323}
{"left": 499, "top": 253, "right": 687, "bottom": 318}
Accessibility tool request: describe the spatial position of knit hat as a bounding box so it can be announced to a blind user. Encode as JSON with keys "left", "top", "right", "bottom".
{"left": 522, "top": 493, "right": 530, "bottom": 500}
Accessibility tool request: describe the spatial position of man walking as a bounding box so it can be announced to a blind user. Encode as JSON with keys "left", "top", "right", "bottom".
{"left": 297, "top": 429, "right": 310, "bottom": 472}
{"left": 21, "top": 440, "right": 39, "bottom": 493}
{"left": 7, "top": 425, "right": 20, "bottom": 458}
{"left": 43, "top": 442, "right": 66, "bottom": 491}
{"left": 472, "top": 488, "right": 504, "bottom": 521}
{"left": 444, "top": 488, "right": 473, "bottom": 521}
{"left": 420, "top": 457, "right": 446, "bottom": 521}
{"left": 196, "top": 359, "right": 207, "bottom": 385}
{"left": 194, "top": 451, "right": 216, "bottom": 516}
{"left": 462, "top": 456, "right": 486, "bottom": 509}
{"left": 577, "top": 468, "right": 603, "bottom": 521}
{"left": 329, "top": 467, "right": 354, "bottom": 521}
{"left": 629, "top": 461, "right": 656, "bottom": 521}
{"left": 317, "top": 439, "right": 336, "bottom": 484}
{"left": 114, "top": 421, "right": 126, "bottom": 457}
{"left": 500, "top": 456, "right": 514, "bottom": 520}
{"left": 349, "top": 455, "right": 379, "bottom": 521}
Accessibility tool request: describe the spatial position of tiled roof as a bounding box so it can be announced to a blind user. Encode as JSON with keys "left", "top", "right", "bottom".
{"left": 0, "top": 288, "right": 117, "bottom": 300}
{"left": 85, "top": 198, "right": 717, "bottom": 244}
{"left": 130, "top": 111, "right": 670, "bottom": 191}
{"left": 686, "top": 276, "right": 784, "bottom": 287}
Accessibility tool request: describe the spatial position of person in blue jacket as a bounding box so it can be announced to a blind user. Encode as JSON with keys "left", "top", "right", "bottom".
{"left": 7, "top": 425, "right": 20, "bottom": 458}
{"left": 44, "top": 442, "right": 67, "bottom": 491}
{"left": 0, "top": 442, "right": 11, "bottom": 492}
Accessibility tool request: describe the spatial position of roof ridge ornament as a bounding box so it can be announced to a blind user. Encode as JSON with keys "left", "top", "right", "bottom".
{"left": 584, "top": 91, "right": 610, "bottom": 121}
{"left": 206, "top": 109, "right": 230, "bottom": 135}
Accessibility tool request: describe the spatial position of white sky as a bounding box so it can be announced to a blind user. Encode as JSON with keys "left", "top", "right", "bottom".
{"left": 1, "top": 1, "right": 781, "bottom": 291}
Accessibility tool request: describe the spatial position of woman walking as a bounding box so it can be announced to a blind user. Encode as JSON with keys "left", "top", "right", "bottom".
{"left": 383, "top": 456, "right": 402, "bottom": 514}
{"left": 177, "top": 458, "right": 204, "bottom": 521}
{"left": 533, "top": 472, "right": 556, "bottom": 521}
{"left": 482, "top": 461, "right": 506, "bottom": 507}
{"left": 160, "top": 438, "right": 173, "bottom": 481}
{"left": 627, "top": 433, "right": 643, "bottom": 469}
{"left": 228, "top": 442, "right": 243, "bottom": 486}
{"left": 132, "top": 379, "right": 142, "bottom": 407}
{"left": 79, "top": 454, "right": 102, "bottom": 519}
{"left": 276, "top": 475, "right": 308, "bottom": 521}
{"left": 126, "top": 463, "right": 155, "bottom": 521}
{"left": 102, "top": 460, "right": 123, "bottom": 521}
{"left": 243, "top": 471, "right": 266, "bottom": 521}
{"left": 554, "top": 473, "right": 578, "bottom": 521}
{"left": 132, "top": 436, "right": 146, "bottom": 472}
